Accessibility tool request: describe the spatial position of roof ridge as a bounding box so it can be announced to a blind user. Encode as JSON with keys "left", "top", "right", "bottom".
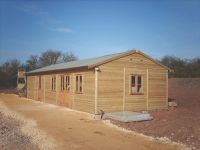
{"left": 27, "top": 49, "right": 170, "bottom": 75}
{"left": 44, "top": 51, "right": 126, "bottom": 66}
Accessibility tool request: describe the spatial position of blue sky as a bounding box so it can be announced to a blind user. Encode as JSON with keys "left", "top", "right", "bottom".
{"left": 0, "top": 0, "right": 200, "bottom": 63}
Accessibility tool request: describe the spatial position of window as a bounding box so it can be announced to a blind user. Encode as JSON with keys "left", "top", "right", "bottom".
{"left": 76, "top": 76, "right": 78, "bottom": 92}
{"left": 60, "top": 75, "right": 70, "bottom": 91}
{"left": 61, "top": 75, "right": 65, "bottom": 91}
{"left": 18, "top": 78, "right": 25, "bottom": 84}
{"left": 76, "top": 75, "right": 83, "bottom": 93}
{"left": 130, "top": 75, "right": 142, "bottom": 95}
{"left": 79, "top": 76, "right": 82, "bottom": 92}
{"left": 52, "top": 76, "right": 56, "bottom": 91}
{"left": 66, "top": 76, "right": 70, "bottom": 92}
{"left": 39, "top": 76, "right": 41, "bottom": 89}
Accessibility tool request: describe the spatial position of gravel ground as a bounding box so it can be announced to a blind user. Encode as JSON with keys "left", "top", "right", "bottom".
{"left": 112, "top": 78, "right": 200, "bottom": 150}
{"left": 0, "top": 100, "right": 56, "bottom": 150}
{"left": 0, "top": 112, "right": 39, "bottom": 150}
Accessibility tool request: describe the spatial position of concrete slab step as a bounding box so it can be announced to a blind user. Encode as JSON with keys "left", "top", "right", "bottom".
{"left": 103, "top": 111, "right": 153, "bottom": 122}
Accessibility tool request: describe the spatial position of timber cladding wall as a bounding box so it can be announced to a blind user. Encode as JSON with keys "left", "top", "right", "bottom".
{"left": 148, "top": 69, "right": 168, "bottom": 110}
{"left": 97, "top": 53, "right": 168, "bottom": 113}
{"left": 125, "top": 68, "right": 147, "bottom": 111}
{"left": 27, "top": 70, "right": 95, "bottom": 114}
{"left": 27, "top": 51, "right": 168, "bottom": 114}
{"left": 98, "top": 66, "right": 123, "bottom": 112}
{"left": 72, "top": 71, "right": 95, "bottom": 113}
{"left": 44, "top": 75, "right": 57, "bottom": 104}
{"left": 27, "top": 76, "right": 35, "bottom": 100}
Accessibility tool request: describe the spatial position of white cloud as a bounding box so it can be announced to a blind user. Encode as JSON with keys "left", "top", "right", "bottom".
{"left": 14, "top": 3, "right": 48, "bottom": 17}
{"left": 51, "top": 28, "right": 73, "bottom": 33}
{"left": 13, "top": 3, "right": 73, "bottom": 33}
{"left": 13, "top": 3, "right": 61, "bottom": 26}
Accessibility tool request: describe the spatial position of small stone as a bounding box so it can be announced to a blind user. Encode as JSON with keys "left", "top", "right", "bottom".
{"left": 168, "top": 101, "right": 178, "bottom": 107}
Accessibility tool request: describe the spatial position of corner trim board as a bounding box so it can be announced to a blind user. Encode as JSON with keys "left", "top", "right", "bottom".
{"left": 94, "top": 67, "right": 98, "bottom": 114}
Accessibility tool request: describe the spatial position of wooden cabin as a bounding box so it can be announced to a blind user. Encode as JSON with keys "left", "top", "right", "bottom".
{"left": 26, "top": 50, "right": 170, "bottom": 114}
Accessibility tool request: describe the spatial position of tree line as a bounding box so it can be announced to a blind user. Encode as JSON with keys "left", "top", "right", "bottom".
{"left": 0, "top": 50, "right": 200, "bottom": 89}
{"left": 0, "top": 50, "right": 77, "bottom": 88}
{"left": 160, "top": 56, "right": 200, "bottom": 78}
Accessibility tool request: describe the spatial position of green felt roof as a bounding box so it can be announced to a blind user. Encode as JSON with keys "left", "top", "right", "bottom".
{"left": 27, "top": 49, "right": 170, "bottom": 75}
{"left": 27, "top": 51, "right": 126, "bottom": 75}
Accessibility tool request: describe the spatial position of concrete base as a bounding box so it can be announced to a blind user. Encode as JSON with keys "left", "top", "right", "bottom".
{"left": 103, "top": 111, "right": 153, "bottom": 122}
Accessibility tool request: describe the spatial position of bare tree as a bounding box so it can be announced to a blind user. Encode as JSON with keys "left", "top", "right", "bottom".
{"left": 39, "top": 50, "right": 62, "bottom": 66}
{"left": 26, "top": 55, "right": 39, "bottom": 71}
{"left": 0, "top": 59, "right": 21, "bottom": 88}
{"left": 0, "top": 50, "right": 78, "bottom": 88}
{"left": 62, "top": 52, "right": 78, "bottom": 62}
{"left": 160, "top": 56, "right": 200, "bottom": 78}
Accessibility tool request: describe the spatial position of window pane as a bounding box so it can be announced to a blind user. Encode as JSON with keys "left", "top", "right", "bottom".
{"left": 76, "top": 76, "right": 78, "bottom": 92}
{"left": 54, "top": 77, "right": 56, "bottom": 90}
{"left": 61, "top": 76, "right": 62, "bottom": 90}
{"left": 138, "top": 76, "right": 141, "bottom": 85}
{"left": 68, "top": 76, "right": 70, "bottom": 91}
{"left": 80, "top": 76, "right": 82, "bottom": 92}
{"left": 66, "top": 76, "right": 68, "bottom": 90}
{"left": 131, "top": 76, "right": 136, "bottom": 94}
{"left": 39, "top": 76, "right": 41, "bottom": 89}
{"left": 52, "top": 77, "right": 53, "bottom": 90}
{"left": 137, "top": 76, "right": 142, "bottom": 93}
{"left": 138, "top": 85, "right": 142, "bottom": 93}
{"left": 63, "top": 76, "right": 65, "bottom": 90}
{"left": 63, "top": 76, "right": 64, "bottom": 90}
{"left": 131, "top": 76, "right": 135, "bottom": 86}
{"left": 131, "top": 86, "right": 135, "bottom": 94}
{"left": 66, "top": 76, "right": 70, "bottom": 91}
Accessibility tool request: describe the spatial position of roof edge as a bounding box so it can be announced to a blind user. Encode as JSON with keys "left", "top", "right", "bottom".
{"left": 88, "top": 49, "right": 137, "bottom": 69}
{"left": 88, "top": 49, "right": 171, "bottom": 71}
{"left": 136, "top": 50, "right": 172, "bottom": 72}
{"left": 26, "top": 66, "right": 89, "bottom": 75}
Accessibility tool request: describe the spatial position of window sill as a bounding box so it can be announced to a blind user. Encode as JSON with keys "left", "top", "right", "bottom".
{"left": 130, "top": 93, "right": 144, "bottom": 95}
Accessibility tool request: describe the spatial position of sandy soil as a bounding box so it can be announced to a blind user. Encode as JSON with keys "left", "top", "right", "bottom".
{"left": 112, "top": 78, "right": 200, "bottom": 150}
{"left": 0, "top": 93, "right": 187, "bottom": 150}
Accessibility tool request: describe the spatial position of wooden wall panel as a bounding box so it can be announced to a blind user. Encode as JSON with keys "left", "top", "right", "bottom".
{"left": 27, "top": 71, "right": 95, "bottom": 113}
{"left": 27, "top": 76, "right": 35, "bottom": 100}
{"left": 148, "top": 69, "right": 168, "bottom": 110}
{"left": 97, "top": 53, "right": 168, "bottom": 113}
{"left": 72, "top": 71, "right": 95, "bottom": 113}
{"left": 98, "top": 68, "right": 123, "bottom": 112}
{"left": 44, "top": 75, "right": 57, "bottom": 104}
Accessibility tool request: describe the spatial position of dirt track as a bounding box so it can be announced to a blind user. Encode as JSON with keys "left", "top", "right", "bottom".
{"left": 0, "top": 93, "right": 187, "bottom": 150}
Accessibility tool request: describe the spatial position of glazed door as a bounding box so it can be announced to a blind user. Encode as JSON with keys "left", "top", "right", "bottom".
{"left": 38, "top": 90, "right": 43, "bottom": 101}
{"left": 59, "top": 75, "right": 70, "bottom": 107}
{"left": 59, "top": 91, "right": 69, "bottom": 107}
